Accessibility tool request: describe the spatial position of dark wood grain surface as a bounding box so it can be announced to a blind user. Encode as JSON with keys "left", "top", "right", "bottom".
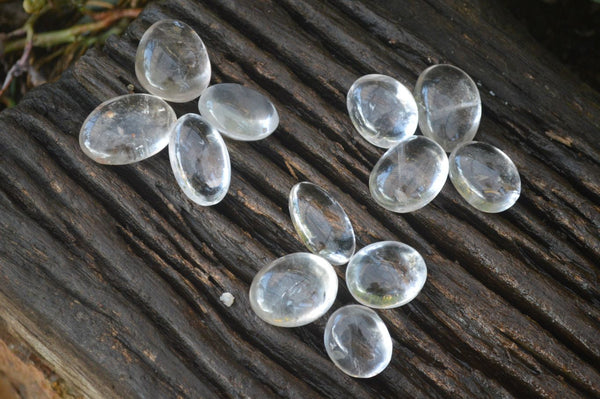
{"left": 1, "top": 0, "right": 599, "bottom": 397}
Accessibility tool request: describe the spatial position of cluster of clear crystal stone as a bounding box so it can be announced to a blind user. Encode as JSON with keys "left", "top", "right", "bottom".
{"left": 312, "top": 65, "right": 520, "bottom": 377}
{"left": 349, "top": 65, "right": 520, "bottom": 214}
{"left": 252, "top": 65, "right": 521, "bottom": 379}
{"left": 249, "top": 179, "right": 428, "bottom": 378}
{"left": 80, "top": 18, "right": 522, "bottom": 380}
{"left": 79, "top": 19, "right": 279, "bottom": 208}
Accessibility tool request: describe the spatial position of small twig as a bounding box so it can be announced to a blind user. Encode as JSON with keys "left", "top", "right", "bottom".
{"left": 1, "top": 28, "right": 27, "bottom": 42}
{"left": 84, "top": 0, "right": 115, "bottom": 10}
{"left": 0, "top": 5, "right": 50, "bottom": 97}
{"left": 90, "top": 7, "right": 140, "bottom": 22}
{"left": 0, "top": 42, "right": 32, "bottom": 96}
{"left": 79, "top": 0, "right": 115, "bottom": 16}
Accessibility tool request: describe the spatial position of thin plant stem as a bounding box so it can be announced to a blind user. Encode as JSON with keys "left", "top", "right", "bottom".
{"left": 84, "top": 0, "right": 115, "bottom": 9}
{"left": 0, "top": 5, "right": 52, "bottom": 96}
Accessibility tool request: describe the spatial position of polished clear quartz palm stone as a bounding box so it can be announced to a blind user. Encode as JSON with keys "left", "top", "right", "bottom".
{"left": 169, "top": 114, "right": 231, "bottom": 206}
{"left": 324, "top": 305, "right": 392, "bottom": 378}
{"left": 198, "top": 83, "right": 279, "bottom": 141}
{"left": 79, "top": 94, "right": 177, "bottom": 165}
{"left": 347, "top": 74, "right": 418, "bottom": 148}
{"left": 346, "top": 241, "right": 427, "bottom": 309}
{"left": 449, "top": 141, "right": 521, "bottom": 213}
{"left": 414, "top": 64, "right": 481, "bottom": 152}
{"left": 370, "top": 135, "right": 449, "bottom": 213}
{"left": 249, "top": 253, "right": 338, "bottom": 327}
{"left": 289, "top": 182, "right": 355, "bottom": 265}
{"left": 135, "top": 19, "right": 211, "bottom": 103}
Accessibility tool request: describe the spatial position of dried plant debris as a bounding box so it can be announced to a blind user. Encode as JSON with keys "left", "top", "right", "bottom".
{"left": 0, "top": 0, "right": 146, "bottom": 110}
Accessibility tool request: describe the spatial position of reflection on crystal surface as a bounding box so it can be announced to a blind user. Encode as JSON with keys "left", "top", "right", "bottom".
{"left": 135, "top": 19, "right": 211, "bottom": 102}
{"left": 449, "top": 141, "right": 520, "bottom": 212}
{"left": 370, "top": 135, "right": 449, "bottom": 213}
{"left": 198, "top": 83, "right": 279, "bottom": 141}
{"left": 289, "top": 182, "right": 355, "bottom": 265}
{"left": 249, "top": 253, "right": 338, "bottom": 327}
{"left": 324, "top": 305, "right": 392, "bottom": 378}
{"left": 169, "top": 114, "right": 230, "bottom": 206}
{"left": 79, "top": 94, "right": 177, "bottom": 165}
{"left": 347, "top": 74, "right": 418, "bottom": 148}
{"left": 414, "top": 64, "right": 481, "bottom": 152}
{"left": 346, "top": 241, "right": 426, "bottom": 309}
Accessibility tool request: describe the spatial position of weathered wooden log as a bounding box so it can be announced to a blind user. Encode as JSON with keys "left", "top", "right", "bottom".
{"left": 0, "top": 0, "right": 599, "bottom": 397}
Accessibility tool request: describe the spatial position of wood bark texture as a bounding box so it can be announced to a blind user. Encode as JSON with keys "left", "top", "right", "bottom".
{"left": 0, "top": 0, "right": 599, "bottom": 398}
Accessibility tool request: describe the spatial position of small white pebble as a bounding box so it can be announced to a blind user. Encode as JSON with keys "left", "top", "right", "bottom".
{"left": 220, "top": 292, "right": 235, "bottom": 307}
{"left": 489, "top": 90, "right": 496, "bottom": 96}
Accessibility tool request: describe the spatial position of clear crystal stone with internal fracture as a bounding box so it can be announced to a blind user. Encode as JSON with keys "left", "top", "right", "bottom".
{"left": 249, "top": 253, "right": 338, "bottom": 327}
{"left": 449, "top": 141, "right": 521, "bottom": 212}
{"left": 135, "top": 19, "right": 211, "bottom": 103}
{"left": 324, "top": 305, "right": 392, "bottom": 378}
{"left": 347, "top": 74, "right": 418, "bottom": 148}
{"left": 289, "top": 182, "right": 355, "bottom": 265}
{"left": 198, "top": 83, "right": 279, "bottom": 141}
{"left": 370, "top": 135, "right": 448, "bottom": 213}
{"left": 169, "top": 113, "right": 231, "bottom": 206}
{"left": 346, "top": 241, "right": 427, "bottom": 309}
{"left": 79, "top": 94, "right": 176, "bottom": 165}
{"left": 414, "top": 64, "right": 481, "bottom": 153}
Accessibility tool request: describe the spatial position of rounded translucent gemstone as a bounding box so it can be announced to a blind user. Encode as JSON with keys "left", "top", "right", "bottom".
{"left": 324, "top": 305, "right": 392, "bottom": 378}
{"left": 289, "top": 182, "right": 356, "bottom": 265}
{"left": 346, "top": 241, "right": 427, "bottom": 309}
{"left": 135, "top": 19, "right": 211, "bottom": 103}
{"left": 347, "top": 74, "right": 418, "bottom": 148}
{"left": 370, "top": 136, "right": 449, "bottom": 213}
{"left": 414, "top": 64, "right": 481, "bottom": 153}
{"left": 79, "top": 94, "right": 177, "bottom": 165}
{"left": 449, "top": 141, "right": 521, "bottom": 213}
{"left": 169, "top": 114, "right": 231, "bottom": 206}
{"left": 249, "top": 253, "right": 338, "bottom": 327}
{"left": 198, "top": 83, "right": 279, "bottom": 141}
